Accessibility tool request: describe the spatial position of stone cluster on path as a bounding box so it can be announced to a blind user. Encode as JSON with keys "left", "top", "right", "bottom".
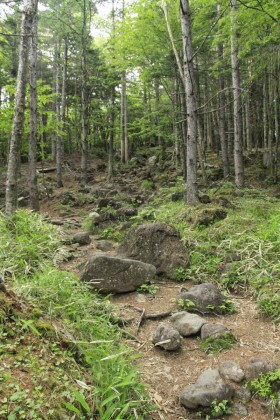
{"left": 74, "top": 212, "right": 279, "bottom": 418}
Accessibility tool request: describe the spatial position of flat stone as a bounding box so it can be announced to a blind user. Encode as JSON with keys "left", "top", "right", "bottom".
{"left": 80, "top": 254, "right": 156, "bottom": 294}
{"left": 170, "top": 312, "right": 207, "bottom": 336}
{"left": 219, "top": 360, "right": 245, "bottom": 383}
{"left": 201, "top": 323, "right": 229, "bottom": 340}
{"left": 152, "top": 323, "right": 182, "bottom": 351}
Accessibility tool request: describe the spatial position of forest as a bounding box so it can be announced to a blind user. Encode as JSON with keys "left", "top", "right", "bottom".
{"left": 0, "top": 0, "right": 280, "bottom": 419}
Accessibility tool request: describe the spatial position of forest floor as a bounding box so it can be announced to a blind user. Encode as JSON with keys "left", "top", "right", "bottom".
{"left": 1, "top": 149, "right": 280, "bottom": 419}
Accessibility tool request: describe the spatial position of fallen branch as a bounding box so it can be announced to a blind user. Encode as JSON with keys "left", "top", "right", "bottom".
{"left": 121, "top": 330, "right": 142, "bottom": 343}
{"left": 50, "top": 219, "right": 82, "bottom": 227}
{"left": 136, "top": 308, "right": 146, "bottom": 333}
{"left": 37, "top": 166, "right": 57, "bottom": 173}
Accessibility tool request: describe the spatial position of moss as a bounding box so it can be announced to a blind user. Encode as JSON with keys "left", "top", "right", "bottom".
{"left": 34, "top": 320, "right": 56, "bottom": 338}
{"left": 31, "top": 308, "right": 43, "bottom": 319}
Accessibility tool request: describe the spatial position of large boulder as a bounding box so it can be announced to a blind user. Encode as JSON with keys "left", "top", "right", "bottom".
{"left": 80, "top": 255, "right": 156, "bottom": 294}
{"left": 177, "top": 283, "right": 226, "bottom": 313}
{"left": 180, "top": 369, "right": 234, "bottom": 409}
{"left": 170, "top": 312, "right": 207, "bottom": 337}
{"left": 118, "top": 223, "right": 189, "bottom": 278}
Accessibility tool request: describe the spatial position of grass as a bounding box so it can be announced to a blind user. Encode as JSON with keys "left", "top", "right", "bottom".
{"left": 132, "top": 182, "right": 280, "bottom": 321}
{"left": 246, "top": 368, "right": 280, "bottom": 415}
{"left": 0, "top": 210, "right": 151, "bottom": 419}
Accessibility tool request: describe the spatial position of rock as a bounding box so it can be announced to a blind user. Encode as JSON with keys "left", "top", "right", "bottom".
{"left": 235, "top": 387, "right": 251, "bottom": 403}
{"left": 177, "top": 283, "right": 226, "bottom": 313}
{"left": 180, "top": 369, "right": 234, "bottom": 409}
{"left": 97, "top": 197, "right": 121, "bottom": 209}
{"left": 170, "top": 312, "right": 207, "bottom": 337}
{"left": 171, "top": 192, "right": 185, "bottom": 202}
{"left": 219, "top": 361, "right": 245, "bottom": 383}
{"left": 119, "top": 222, "right": 132, "bottom": 231}
{"left": 245, "top": 358, "right": 277, "bottom": 380}
{"left": 194, "top": 208, "right": 227, "bottom": 227}
{"left": 116, "top": 207, "right": 138, "bottom": 218}
{"left": 73, "top": 232, "right": 91, "bottom": 246}
{"left": 80, "top": 255, "right": 156, "bottom": 294}
{"left": 118, "top": 223, "right": 189, "bottom": 278}
{"left": 152, "top": 323, "right": 182, "bottom": 351}
{"left": 198, "top": 191, "right": 211, "bottom": 204}
{"left": 94, "top": 212, "right": 117, "bottom": 225}
{"left": 96, "top": 240, "right": 113, "bottom": 252}
{"left": 147, "top": 155, "right": 157, "bottom": 166}
{"left": 233, "top": 402, "right": 248, "bottom": 417}
{"left": 201, "top": 323, "right": 229, "bottom": 340}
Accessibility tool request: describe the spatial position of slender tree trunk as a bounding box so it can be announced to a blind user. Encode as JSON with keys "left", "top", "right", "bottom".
{"left": 108, "top": 0, "right": 116, "bottom": 180}
{"left": 180, "top": 0, "right": 198, "bottom": 204}
{"left": 6, "top": 0, "right": 35, "bottom": 215}
{"left": 55, "top": 39, "right": 63, "bottom": 187}
{"left": 217, "top": 5, "right": 230, "bottom": 178}
{"left": 28, "top": 0, "right": 39, "bottom": 211}
{"left": 81, "top": 0, "right": 89, "bottom": 184}
{"left": 230, "top": 0, "right": 244, "bottom": 187}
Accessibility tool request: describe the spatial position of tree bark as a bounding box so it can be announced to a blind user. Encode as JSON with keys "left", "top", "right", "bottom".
{"left": 180, "top": 0, "right": 198, "bottom": 204}
{"left": 81, "top": 0, "right": 90, "bottom": 184}
{"left": 28, "top": 0, "right": 39, "bottom": 211}
{"left": 6, "top": 0, "right": 35, "bottom": 215}
{"left": 230, "top": 0, "right": 244, "bottom": 187}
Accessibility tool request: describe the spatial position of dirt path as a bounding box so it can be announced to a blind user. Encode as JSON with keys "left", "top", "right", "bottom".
{"left": 35, "top": 162, "right": 280, "bottom": 420}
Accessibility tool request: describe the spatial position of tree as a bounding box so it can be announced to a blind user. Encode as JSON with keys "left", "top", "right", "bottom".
{"left": 28, "top": 0, "right": 40, "bottom": 211}
{"left": 230, "top": 0, "right": 244, "bottom": 187}
{"left": 180, "top": 0, "right": 198, "bottom": 204}
{"left": 5, "top": 0, "right": 38, "bottom": 215}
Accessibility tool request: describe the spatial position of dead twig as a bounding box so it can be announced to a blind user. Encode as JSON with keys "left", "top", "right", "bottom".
{"left": 136, "top": 308, "right": 146, "bottom": 333}
{"left": 121, "top": 330, "right": 142, "bottom": 343}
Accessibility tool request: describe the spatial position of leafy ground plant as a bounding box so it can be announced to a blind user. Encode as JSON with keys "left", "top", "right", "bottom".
{"left": 246, "top": 368, "right": 280, "bottom": 408}
{"left": 0, "top": 210, "right": 152, "bottom": 418}
{"left": 137, "top": 283, "right": 159, "bottom": 295}
{"left": 200, "top": 333, "right": 238, "bottom": 354}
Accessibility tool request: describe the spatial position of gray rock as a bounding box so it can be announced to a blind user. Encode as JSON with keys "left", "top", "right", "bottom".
{"left": 233, "top": 402, "right": 248, "bottom": 417}
{"left": 73, "top": 232, "right": 91, "bottom": 246}
{"left": 170, "top": 312, "right": 207, "bottom": 337}
{"left": 201, "top": 323, "right": 229, "bottom": 340}
{"left": 180, "top": 369, "right": 234, "bottom": 409}
{"left": 235, "top": 386, "right": 251, "bottom": 403}
{"left": 116, "top": 207, "right": 137, "bottom": 218}
{"left": 96, "top": 240, "right": 113, "bottom": 252}
{"left": 147, "top": 155, "right": 157, "bottom": 166}
{"left": 80, "top": 255, "right": 156, "bottom": 294}
{"left": 245, "top": 358, "right": 277, "bottom": 380}
{"left": 118, "top": 223, "right": 189, "bottom": 278}
{"left": 97, "top": 197, "right": 120, "bottom": 209}
{"left": 198, "top": 191, "right": 211, "bottom": 204}
{"left": 152, "top": 323, "right": 182, "bottom": 351}
{"left": 177, "top": 283, "right": 226, "bottom": 313}
{"left": 219, "top": 360, "right": 245, "bottom": 383}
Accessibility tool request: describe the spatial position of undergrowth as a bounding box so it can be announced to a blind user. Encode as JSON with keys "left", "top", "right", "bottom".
{"left": 133, "top": 182, "right": 280, "bottom": 321}
{"left": 0, "top": 210, "right": 151, "bottom": 419}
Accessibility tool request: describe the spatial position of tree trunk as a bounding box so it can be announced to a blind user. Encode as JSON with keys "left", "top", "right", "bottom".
{"left": 6, "top": 0, "right": 35, "bottom": 215}
{"left": 230, "top": 0, "right": 244, "bottom": 187}
{"left": 217, "top": 5, "right": 230, "bottom": 178}
{"left": 81, "top": 0, "right": 90, "bottom": 184}
{"left": 180, "top": 0, "right": 198, "bottom": 204}
{"left": 28, "top": 0, "right": 39, "bottom": 211}
{"left": 55, "top": 39, "right": 63, "bottom": 188}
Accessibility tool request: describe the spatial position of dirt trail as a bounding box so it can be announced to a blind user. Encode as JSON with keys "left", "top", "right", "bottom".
{"left": 35, "top": 161, "right": 280, "bottom": 420}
